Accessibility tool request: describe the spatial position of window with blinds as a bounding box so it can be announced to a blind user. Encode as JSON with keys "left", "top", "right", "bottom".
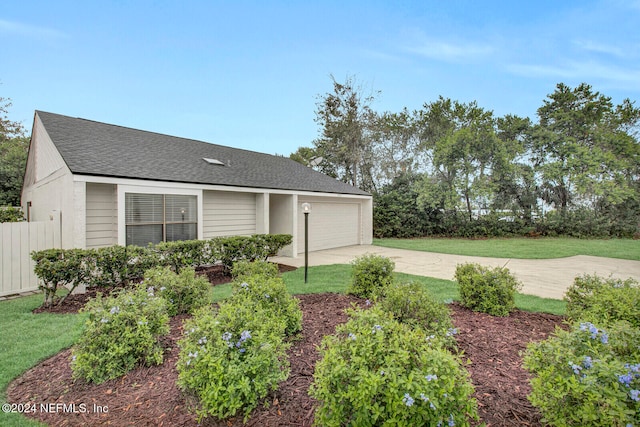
{"left": 125, "top": 193, "right": 197, "bottom": 246}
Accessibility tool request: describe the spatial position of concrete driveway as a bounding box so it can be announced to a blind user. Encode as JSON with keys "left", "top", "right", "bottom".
{"left": 272, "top": 245, "right": 640, "bottom": 300}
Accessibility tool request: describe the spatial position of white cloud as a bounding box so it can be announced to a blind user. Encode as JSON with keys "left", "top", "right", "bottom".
{"left": 0, "top": 19, "right": 68, "bottom": 40}
{"left": 573, "top": 40, "right": 627, "bottom": 58}
{"left": 507, "top": 60, "right": 640, "bottom": 91}
{"left": 403, "top": 38, "right": 495, "bottom": 62}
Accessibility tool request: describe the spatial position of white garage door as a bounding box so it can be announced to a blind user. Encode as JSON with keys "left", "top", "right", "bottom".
{"left": 297, "top": 202, "right": 360, "bottom": 252}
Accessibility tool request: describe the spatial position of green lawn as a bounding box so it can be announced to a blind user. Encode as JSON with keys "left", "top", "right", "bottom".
{"left": 1, "top": 264, "right": 565, "bottom": 426}
{"left": 0, "top": 293, "right": 87, "bottom": 427}
{"left": 374, "top": 237, "right": 640, "bottom": 260}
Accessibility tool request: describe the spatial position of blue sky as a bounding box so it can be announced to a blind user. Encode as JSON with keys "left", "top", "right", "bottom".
{"left": 1, "top": 1, "right": 639, "bottom": 155}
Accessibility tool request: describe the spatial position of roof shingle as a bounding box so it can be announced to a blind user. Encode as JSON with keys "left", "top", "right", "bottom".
{"left": 36, "top": 111, "right": 369, "bottom": 196}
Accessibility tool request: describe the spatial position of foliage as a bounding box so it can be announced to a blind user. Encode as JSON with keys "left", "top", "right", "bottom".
{"left": 0, "top": 206, "right": 24, "bottom": 222}
{"left": 347, "top": 253, "right": 395, "bottom": 298}
{"left": 177, "top": 302, "right": 290, "bottom": 421}
{"left": 0, "top": 97, "right": 28, "bottom": 206}
{"left": 564, "top": 274, "right": 640, "bottom": 327}
{"left": 156, "top": 239, "right": 208, "bottom": 272}
{"left": 378, "top": 281, "right": 456, "bottom": 348}
{"left": 212, "top": 234, "right": 292, "bottom": 272}
{"left": 455, "top": 263, "right": 522, "bottom": 316}
{"left": 71, "top": 286, "right": 169, "bottom": 384}
{"left": 232, "top": 260, "right": 280, "bottom": 281}
{"left": 228, "top": 274, "right": 302, "bottom": 336}
{"left": 310, "top": 306, "right": 478, "bottom": 427}
{"left": 142, "top": 267, "right": 210, "bottom": 316}
{"left": 524, "top": 320, "right": 640, "bottom": 426}
{"left": 31, "top": 234, "right": 292, "bottom": 306}
{"left": 31, "top": 249, "right": 88, "bottom": 307}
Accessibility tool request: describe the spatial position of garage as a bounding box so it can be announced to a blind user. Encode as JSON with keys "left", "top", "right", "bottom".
{"left": 297, "top": 199, "right": 361, "bottom": 253}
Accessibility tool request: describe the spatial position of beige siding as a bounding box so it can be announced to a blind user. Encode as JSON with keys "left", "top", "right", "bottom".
{"left": 203, "top": 190, "right": 256, "bottom": 238}
{"left": 86, "top": 183, "right": 117, "bottom": 248}
{"left": 297, "top": 197, "right": 361, "bottom": 252}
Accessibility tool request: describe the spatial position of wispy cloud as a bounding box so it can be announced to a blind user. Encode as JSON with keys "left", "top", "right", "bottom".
{"left": 507, "top": 60, "right": 640, "bottom": 90}
{"left": 573, "top": 39, "right": 627, "bottom": 58}
{"left": 403, "top": 38, "right": 495, "bottom": 62}
{"left": 0, "top": 19, "right": 68, "bottom": 40}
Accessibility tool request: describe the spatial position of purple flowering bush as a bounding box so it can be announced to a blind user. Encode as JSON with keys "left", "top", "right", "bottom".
{"left": 564, "top": 274, "right": 640, "bottom": 328}
{"left": 176, "top": 302, "right": 290, "bottom": 422}
{"left": 524, "top": 320, "right": 640, "bottom": 426}
{"left": 310, "top": 306, "right": 478, "bottom": 426}
{"left": 71, "top": 285, "right": 169, "bottom": 383}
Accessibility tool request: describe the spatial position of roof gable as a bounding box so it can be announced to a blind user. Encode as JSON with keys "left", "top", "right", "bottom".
{"left": 35, "top": 111, "right": 369, "bottom": 196}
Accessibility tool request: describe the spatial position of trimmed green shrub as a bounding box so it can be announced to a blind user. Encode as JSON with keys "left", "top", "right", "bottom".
{"left": 524, "top": 320, "right": 640, "bottom": 426}
{"left": 232, "top": 260, "right": 280, "bottom": 281}
{"left": 564, "top": 274, "right": 640, "bottom": 328}
{"left": 156, "top": 239, "right": 208, "bottom": 272}
{"left": 177, "top": 303, "right": 290, "bottom": 422}
{"left": 454, "top": 263, "right": 522, "bottom": 316}
{"left": 210, "top": 234, "right": 292, "bottom": 272}
{"left": 229, "top": 274, "right": 302, "bottom": 336}
{"left": 32, "top": 248, "right": 88, "bottom": 307}
{"left": 71, "top": 286, "right": 170, "bottom": 384}
{"left": 379, "top": 281, "right": 456, "bottom": 348}
{"left": 310, "top": 306, "right": 478, "bottom": 427}
{"left": 347, "top": 253, "right": 395, "bottom": 298}
{"left": 142, "top": 267, "right": 210, "bottom": 316}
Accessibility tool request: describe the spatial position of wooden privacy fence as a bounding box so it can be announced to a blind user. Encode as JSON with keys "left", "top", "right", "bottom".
{"left": 0, "top": 218, "right": 61, "bottom": 297}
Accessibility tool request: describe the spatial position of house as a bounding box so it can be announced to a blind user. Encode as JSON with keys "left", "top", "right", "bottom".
{"left": 20, "top": 111, "right": 372, "bottom": 257}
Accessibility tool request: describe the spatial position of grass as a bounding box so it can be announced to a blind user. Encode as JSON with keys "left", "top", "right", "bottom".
{"left": 374, "top": 237, "right": 640, "bottom": 261}
{"left": 0, "top": 263, "right": 566, "bottom": 426}
{"left": 0, "top": 293, "right": 87, "bottom": 427}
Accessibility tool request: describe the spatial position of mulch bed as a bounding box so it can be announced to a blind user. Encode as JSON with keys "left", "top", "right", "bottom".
{"left": 10, "top": 266, "right": 564, "bottom": 426}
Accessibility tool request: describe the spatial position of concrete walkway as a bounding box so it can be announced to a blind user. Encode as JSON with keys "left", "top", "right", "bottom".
{"left": 272, "top": 245, "right": 640, "bottom": 300}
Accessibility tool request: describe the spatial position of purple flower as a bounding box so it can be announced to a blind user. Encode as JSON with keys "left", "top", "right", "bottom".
{"left": 630, "top": 389, "right": 639, "bottom": 402}
{"left": 425, "top": 374, "right": 438, "bottom": 381}
{"left": 582, "top": 356, "right": 592, "bottom": 369}
{"left": 402, "top": 393, "right": 414, "bottom": 407}
{"left": 619, "top": 373, "right": 633, "bottom": 387}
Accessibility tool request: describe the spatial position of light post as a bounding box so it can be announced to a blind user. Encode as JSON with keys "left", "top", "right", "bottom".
{"left": 301, "top": 202, "right": 311, "bottom": 283}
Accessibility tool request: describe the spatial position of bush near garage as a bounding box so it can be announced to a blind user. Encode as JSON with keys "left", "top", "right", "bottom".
{"left": 347, "top": 253, "right": 395, "bottom": 298}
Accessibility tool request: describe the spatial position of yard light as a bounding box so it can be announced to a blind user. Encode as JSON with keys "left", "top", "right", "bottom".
{"left": 302, "top": 203, "right": 311, "bottom": 283}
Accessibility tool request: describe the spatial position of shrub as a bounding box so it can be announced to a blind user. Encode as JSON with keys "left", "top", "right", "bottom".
{"left": 564, "top": 274, "right": 640, "bottom": 328}
{"left": 89, "top": 245, "right": 159, "bottom": 287}
{"left": 347, "top": 253, "right": 395, "bottom": 298}
{"left": 0, "top": 206, "right": 24, "bottom": 222}
{"left": 523, "top": 320, "right": 640, "bottom": 426}
{"left": 379, "top": 281, "right": 456, "bottom": 348}
{"left": 310, "top": 306, "right": 478, "bottom": 427}
{"left": 32, "top": 249, "right": 88, "bottom": 307}
{"left": 232, "top": 260, "right": 280, "bottom": 281}
{"left": 177, "top": 303, "right": 290, "bottom": 422}
{"left": 143, "top": 267, "right": 210, "bottom": 316}
{"left": 229, "top": 274, "right": 302, "bottom": 336}
{"left": 454, "top": 263, "right": 522, "bottom": 316}
{"left": 71, "top": 286, "right": 170, "bottom": 384}
{"left": 156, "top": 239, "right": 208, "bottom": 272}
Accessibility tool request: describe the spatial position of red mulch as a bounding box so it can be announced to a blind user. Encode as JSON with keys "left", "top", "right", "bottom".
{"left": 10, "top": 266, "right": 564, "bottom": 426}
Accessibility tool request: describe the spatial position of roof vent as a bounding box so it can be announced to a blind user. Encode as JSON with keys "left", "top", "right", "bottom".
{"left": 203, "top": 157, "right": 225, "bottom": 166}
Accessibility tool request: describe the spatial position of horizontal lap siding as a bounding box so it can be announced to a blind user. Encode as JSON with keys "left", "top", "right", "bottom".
{"left": 86, "top": 183, "right": 117, "bottom": 248}
{"left": 203, "top": 191, "right": 256, "bottom": 239}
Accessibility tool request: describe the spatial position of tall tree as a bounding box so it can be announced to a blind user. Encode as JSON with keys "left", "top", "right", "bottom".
{"left": 415, "top": 97, "right": 502, "bottom": 221}
{"left": 312, "top": 75, "right": 379, "bottom": 191}
{"left": 0, "top": 97, "right": 28, "bottom": 206}
{"left": 531, "top": 83, "right": 640, "bottom": 214}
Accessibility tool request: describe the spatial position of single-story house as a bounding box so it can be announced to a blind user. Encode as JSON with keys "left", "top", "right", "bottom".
{"left": 20, "top": 111, "right": 372, "bottom": 257}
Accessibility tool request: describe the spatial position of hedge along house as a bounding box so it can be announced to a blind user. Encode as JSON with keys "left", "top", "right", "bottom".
{"left": 21, "top": 111, "right": 372, "bottom": 257}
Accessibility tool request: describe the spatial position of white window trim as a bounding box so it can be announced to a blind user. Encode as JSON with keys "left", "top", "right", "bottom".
{"left": 117, "top": 185, "right": 203, "bottom": 246}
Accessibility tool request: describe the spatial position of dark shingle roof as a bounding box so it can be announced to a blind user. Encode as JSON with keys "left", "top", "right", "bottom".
{"left": 36, "top": 111, "right": 369, "bottom": 196}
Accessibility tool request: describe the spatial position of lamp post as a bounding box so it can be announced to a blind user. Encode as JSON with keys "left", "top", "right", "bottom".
{"left": 301, "top": 202, "right": 311, "bottom": 283}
